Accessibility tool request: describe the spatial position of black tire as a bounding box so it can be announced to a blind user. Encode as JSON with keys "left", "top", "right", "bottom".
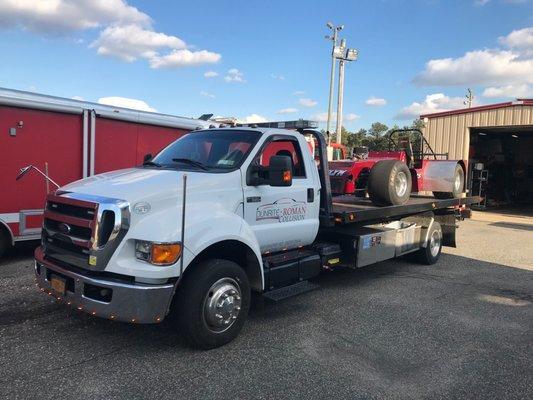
{"left": 434, "top": 164, "right": 464, "bottom": 199}
{"left": 172, "top": 259, "right": 250, "bottom": 349}
{"left": 368, "top": 160, "right": 412, "bottom": 206}
{"left": 0, "top": 228, "right": 10, "bottom": 259}
{"left": 416, "top": 221, "right": 442, "bottom": 265}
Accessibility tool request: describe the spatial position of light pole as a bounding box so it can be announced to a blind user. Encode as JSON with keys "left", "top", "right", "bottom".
{"left": 335, "top": 39, "right": 346, "bottom": 145}
{"left": 335, "top": 45, "right": 358, "bottom": 145}
{"left": 325, "top": 22, "right": 343, "bottom": 143}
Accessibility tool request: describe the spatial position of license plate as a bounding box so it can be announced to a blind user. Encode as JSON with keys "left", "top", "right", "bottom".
{"left": 50, "top": 275, "right": 66, "bottom": 295}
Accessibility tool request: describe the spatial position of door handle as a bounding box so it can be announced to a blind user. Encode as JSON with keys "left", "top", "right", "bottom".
{"left": 307, "top": 188, "right": 314, "bottom": 203}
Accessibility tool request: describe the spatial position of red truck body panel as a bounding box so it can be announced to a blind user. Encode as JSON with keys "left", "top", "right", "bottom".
{"left": 0, "top": 88, "right": 206, "bottom": 246}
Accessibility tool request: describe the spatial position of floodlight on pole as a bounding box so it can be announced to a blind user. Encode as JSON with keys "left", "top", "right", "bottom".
{"left": 334, "top": 44, "right": 359, "bottom": 145}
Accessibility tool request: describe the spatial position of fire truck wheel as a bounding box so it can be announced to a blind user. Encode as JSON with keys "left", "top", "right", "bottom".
{"left": 368, "top": 160, "right": 412, "bottom": 206}
{"left": 173, "top": 258, "right": 250, "bottom": 349}
{"left": 416, "top": 221, "right": 442, "bottom": 265}
{"left": 434, "top": 164, "right": 464, "bottom": 199}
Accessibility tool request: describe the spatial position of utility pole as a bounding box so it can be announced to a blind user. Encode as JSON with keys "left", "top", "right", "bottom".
{"left": 464, "top": 88, "right": 474, "bottom": 108}
{"left": 334, "top": 42, "right": 358, "bottom": 146}
{"left": 335, "top": 40, "right": 346, "bottom": 144}
{"left": 325, "top": 22, "right": 343, "bottom": 144}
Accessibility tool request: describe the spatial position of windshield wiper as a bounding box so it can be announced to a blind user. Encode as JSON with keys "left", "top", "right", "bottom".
{"left": 142, "top": 160, "right": 162, "bottom": 167}
{"left": 172, "top": 158, "right": 209, "bottom": 171}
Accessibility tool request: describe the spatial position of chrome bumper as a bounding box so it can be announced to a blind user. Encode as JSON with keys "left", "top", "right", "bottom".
{"left": 34, "top": 247, "right": 175, "bottom": 324}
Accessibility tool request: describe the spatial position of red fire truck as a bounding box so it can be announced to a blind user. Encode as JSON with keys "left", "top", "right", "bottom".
{"left": 0, "top": 88, "right": 210, "bottom": 258}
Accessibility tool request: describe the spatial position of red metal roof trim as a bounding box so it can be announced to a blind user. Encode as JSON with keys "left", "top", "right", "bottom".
{"left": 420, "top": 99, "right": 533, "bottom": 119}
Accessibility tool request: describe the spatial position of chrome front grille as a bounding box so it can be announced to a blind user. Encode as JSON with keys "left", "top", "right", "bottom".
{"left": 42, "top": 192, "right": 130, "bottom": 271}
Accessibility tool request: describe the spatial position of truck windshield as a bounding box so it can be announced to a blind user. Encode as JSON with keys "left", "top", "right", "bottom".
{"left": 152, "top": 129, "right": 261, "bottom": 171}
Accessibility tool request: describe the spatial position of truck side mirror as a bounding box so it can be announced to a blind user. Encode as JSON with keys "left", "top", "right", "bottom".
{"left": 143, "top": 153, "right": 153, "bottom": 163}
{"left": 246, "top": 155, "right": 293, "bottom": 187}
{"left": 267, "top": 155, "right": 292, "bottom": 187}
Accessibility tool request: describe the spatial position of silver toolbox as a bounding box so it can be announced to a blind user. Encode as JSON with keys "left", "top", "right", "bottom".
{"left": 355, "top": 222, "right": 421, "bottom": 267}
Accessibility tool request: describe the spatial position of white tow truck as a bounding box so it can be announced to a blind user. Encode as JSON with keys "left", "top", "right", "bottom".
{"left": 35, "top": 121, "right": 479, "bottom": 348}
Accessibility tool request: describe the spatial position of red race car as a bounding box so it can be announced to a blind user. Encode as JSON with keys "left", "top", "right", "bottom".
{"left": 329, "top": 129, "right": 466, "bottom": 205}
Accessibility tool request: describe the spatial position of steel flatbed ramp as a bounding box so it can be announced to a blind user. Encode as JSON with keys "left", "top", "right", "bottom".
{"left": 330, "top": 195, "right": 482, "bottom": 225}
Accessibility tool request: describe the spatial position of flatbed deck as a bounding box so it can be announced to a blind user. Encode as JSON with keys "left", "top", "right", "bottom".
{"left": 329, "top": 195, "right": 482, "bottom": 225}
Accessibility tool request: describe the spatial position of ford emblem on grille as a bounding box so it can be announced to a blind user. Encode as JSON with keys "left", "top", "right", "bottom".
{"left": 58, "top": 222, "right": 71, "bottom": 234}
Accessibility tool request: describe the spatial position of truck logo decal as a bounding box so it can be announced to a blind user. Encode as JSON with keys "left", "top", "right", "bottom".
{"left": 256, "top": 198, "right": 307, "bottom": 223}
{"left": 58, "top": 223, "right": 71, "bottom": 234}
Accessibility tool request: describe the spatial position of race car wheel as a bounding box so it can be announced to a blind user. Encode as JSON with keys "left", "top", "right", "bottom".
{"left": 434, "top": 164, "right": 464, "bottom": 199}
{"left": 368, "top": 160, "right": 412, "bottom": 206}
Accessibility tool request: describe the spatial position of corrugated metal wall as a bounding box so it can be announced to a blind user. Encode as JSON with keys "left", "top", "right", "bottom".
{"left": 422, "top": 105, "right": 533, "bottom": 160}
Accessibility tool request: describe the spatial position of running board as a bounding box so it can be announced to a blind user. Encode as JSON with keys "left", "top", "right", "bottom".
{"left": 263, "top": 281, "right": 319, "bottom": 302}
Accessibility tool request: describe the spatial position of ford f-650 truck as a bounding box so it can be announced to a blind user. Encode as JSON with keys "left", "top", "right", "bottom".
{"left": 35, "top": 123, "right": 479, "bottom": 348}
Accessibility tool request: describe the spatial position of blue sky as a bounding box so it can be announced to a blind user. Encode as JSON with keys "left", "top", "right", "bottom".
{"left": 0, "top": 0, "right": 532, "bottom": 131}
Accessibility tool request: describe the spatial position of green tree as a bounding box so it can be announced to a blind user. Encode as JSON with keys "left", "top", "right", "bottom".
{"left": 366, "top": 122, "right": 389, "bottom": 151}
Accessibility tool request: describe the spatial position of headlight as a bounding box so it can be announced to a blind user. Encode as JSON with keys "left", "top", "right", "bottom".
{"left": 135, "top": 240, "right": 182, "bottom": 266}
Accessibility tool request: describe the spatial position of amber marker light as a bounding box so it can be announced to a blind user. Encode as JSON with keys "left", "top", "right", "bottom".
{"left": 283, "top": 170, "right": 292, "bottom": 183}
{"left": 151, "top": 243, "right": 182, "bottom": 266}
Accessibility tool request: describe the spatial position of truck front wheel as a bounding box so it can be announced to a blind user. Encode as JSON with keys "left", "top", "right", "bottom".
{"left": 173, "top": 259, "right": 251, "bottom": 349}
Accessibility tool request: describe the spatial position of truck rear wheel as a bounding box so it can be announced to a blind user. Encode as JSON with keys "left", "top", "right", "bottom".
{"left": 173, "top": 259, "right": 250, "bottom": 349}
{"left": 434, "top": 164, "right": 464, "bottom": 199}
{"left": 368, "top": 160, "right": 412, "bottom": 206}
{"left": 416, "top": 221, "right": 442, "bottom": 265}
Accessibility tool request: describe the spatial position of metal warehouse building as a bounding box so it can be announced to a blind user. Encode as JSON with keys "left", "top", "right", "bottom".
{"left": 421, "top": 99, "right": 533, "bottom": 211}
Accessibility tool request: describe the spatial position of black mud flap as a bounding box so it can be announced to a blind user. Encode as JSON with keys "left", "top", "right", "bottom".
{"left": 435, "top": 213, "right": 457, "bottom": 247}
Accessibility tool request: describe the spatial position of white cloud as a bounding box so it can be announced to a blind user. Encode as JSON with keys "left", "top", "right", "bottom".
{"left": 293, "top": 90, "right": 305, "bottom": 96}
{"left": 224, "top": 68, "right": 245, "bottom": 83}
{"left": 92, "top": 24, "right": 185, "bottom": 62}
{"left": 276, "top": 108, "right": 299, "bottom": 114}
{"left": 270, "top": 73, "right": 285, "bottom": 80}
{"left": 149, "top": 49, "right": 221, "bottom": 69}
{"left": 242, "top": 114, "right": 267, "bottom": 123}
{"left": 204, "top": 70, "right": 218, "bottom": 78}
{"left": 499, "top": 27, "right": 533, "bottom": 53}
{"left": 344, "top": 113, "right": 361, "bottom": 121}
{"left": 310, "top": 112, "right": 360, "bottom": 123}
{"left": 298, "top": 98, "right": 317, "bottom": 107}
{"left": 395, "top": 93, "right": 472, "bottom": 119}
{"left": 365, "top": 96, "right": 387, "bottom": 106}
{"left": 482, "top": 83, "right": 532, "bottom": 98}
{"left": 0, "top": 0, "right": 150, "bottom": 33}
{"left": 71, "top": 95, "right": 84, "bottom": 101}
{"left": 98, "top": 96, "right": 157, "bottom": 112}
{"left": 414, "top": 49, "right": 533, "bottom": 86}
{"left": 414, "top": 27, "right": 533, "bottom": 87}
{"left": 474, "top": 0, "right": 490, "bottom": 6}
{"left": 200, "top": 91, "right": 215, "bottom": 99}
{"left": 0, "top": 1, "right": 221, "bottom": 69}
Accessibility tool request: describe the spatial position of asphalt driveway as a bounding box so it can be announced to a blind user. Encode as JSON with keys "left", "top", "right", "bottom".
{"left": 0, "top": 219, "right": 531, "bottom": 400}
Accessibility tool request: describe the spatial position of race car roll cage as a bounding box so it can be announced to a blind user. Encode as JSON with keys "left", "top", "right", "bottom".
{"left": 387, "top": 129, "right": 449, "bottom": 163}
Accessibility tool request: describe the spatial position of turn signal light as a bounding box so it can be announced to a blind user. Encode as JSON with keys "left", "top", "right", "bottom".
{"left": 151, "top": 243, "right": 182, "bottom": 265}
{"left": 283, "top": 170, "right": 292, "bottom": 183}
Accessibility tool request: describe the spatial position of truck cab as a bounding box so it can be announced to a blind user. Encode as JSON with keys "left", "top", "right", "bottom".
{"left": 35, "top": 127, "right": 326, "bottom": 347}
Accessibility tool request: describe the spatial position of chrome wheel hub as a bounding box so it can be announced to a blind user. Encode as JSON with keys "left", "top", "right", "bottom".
{"left": 394, "top": 171, "right": 408, "bottom": 197}
{"left": 454, "top": 173, "right": 462, "bottom": 191}
{"left": 429, "top": 229, "right": 441, "bottom": 257}
{"left": 203, "top": 278, "right": 242, "bottom": 333}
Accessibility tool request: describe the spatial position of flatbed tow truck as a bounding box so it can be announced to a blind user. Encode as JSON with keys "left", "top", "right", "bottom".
{"left": 34, "top": 121, "right": 480, "bottom": 348}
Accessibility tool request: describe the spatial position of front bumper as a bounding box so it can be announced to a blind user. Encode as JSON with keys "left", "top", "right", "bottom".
{"left": 35, "top": 247, "right": 175, "bottom": 324}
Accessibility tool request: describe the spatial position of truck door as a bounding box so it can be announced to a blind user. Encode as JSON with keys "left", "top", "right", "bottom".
{"left": 243, "top": 135, "right": 320, "bottom": 253}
